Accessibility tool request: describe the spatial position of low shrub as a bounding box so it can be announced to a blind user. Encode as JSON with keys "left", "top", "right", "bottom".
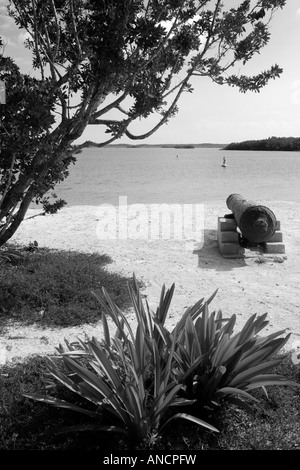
{"left": 0, "top": 247, "right": 133, "bottom": 326}
{"left": 24, "top": 274, "right": 299, "bottom": 448}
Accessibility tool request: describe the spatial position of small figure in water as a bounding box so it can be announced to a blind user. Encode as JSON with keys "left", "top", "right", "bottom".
{"left": 222, "top": 156, "right": 227, "bottom": 166}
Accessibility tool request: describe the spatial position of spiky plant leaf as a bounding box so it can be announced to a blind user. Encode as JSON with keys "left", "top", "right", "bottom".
{"left": 243, "top": 374, "right": 300, "bottom": 390}
{"left": 101, "top": 310, "right": 111, "bottom": 347}
{"left": 23, "top": 393, "right": 100, "bottom": 417}
{"left": 160, "top": 412, "right": 220, "bottom": 434}
{"left": 215, "top": 386, "right": 260, "bottom": 402}
{"left": 229, "top": 358, "right": 287, "bottom": 387}
{"left": 54, "top": 424, "right": 128, "bottom": 436}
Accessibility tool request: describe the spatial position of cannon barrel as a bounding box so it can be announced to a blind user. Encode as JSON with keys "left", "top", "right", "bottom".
{"left": 226, "top": 194, "right": 277, "bottom": 243}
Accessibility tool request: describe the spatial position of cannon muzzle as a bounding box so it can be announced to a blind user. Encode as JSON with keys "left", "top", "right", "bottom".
{"left": 226, "top": 194, "right": 277, "bottom": 243}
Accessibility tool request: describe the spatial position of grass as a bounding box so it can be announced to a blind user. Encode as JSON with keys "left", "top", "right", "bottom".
{"left": 0, "top": 243, "right": 300, "bottom": 452}
{"left": 0, "top": 243, "right": 134, "bottom": 327}
{"left": 0, "top": 355, "right": 299, "bottom": 451}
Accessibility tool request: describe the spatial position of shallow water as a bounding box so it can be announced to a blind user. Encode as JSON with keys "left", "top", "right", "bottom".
{"left": 38, "top": 147, "right": 300, "bottom": 207}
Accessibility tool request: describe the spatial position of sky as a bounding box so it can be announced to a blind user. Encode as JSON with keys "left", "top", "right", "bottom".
{"left": 1, "top": 1, "right": 300, "bottom": 145}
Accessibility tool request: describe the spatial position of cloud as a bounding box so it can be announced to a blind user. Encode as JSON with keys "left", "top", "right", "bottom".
{"left": 1, "top": 29, "right": 31, "bottom": 50}
{"left": 292, "top": 80, "right": 300, "bottom": 105}
{"left": 0, "top": 12, "right": 14, "bottom": 29}
{"left": 1, "top": 35, "right": 17, "bottom": 48}
{"left": 0, "top": 2, "right": 7, "bottom": 12}
{"left": 18, "top": 31, "right": 32, "bottom": 44}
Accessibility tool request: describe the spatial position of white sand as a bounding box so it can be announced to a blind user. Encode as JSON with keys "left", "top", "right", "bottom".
{"left": 1, "top": 200, "right": 300, "bottom": 364}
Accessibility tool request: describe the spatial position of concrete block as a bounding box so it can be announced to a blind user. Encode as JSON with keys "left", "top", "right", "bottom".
{"left": 218, "top": 217, "right": 237, "bottom": 232}
{"left": 218, "top": 241, "right": 240, "bottom": 256}
{"left": 217, "top": 216, "right": 284, "bottom": 258}
{"left": 268, "top": 231, "right": 283, "bottom": 243}
{"left": 219, "top": 231, "right": 239, "bottom": 243}
{"left": 265, "top": 243, "right": 285, "bottom": 254}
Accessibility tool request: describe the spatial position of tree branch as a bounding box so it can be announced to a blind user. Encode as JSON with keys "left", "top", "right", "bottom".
{"left": 125, "top": 75, "right": 191, "bottom": 140}
{"left": 32, "top": 0, "right": 44, "bottom": 80}
{"left": 0, "top": 153, "right": 17, "bottom": 209}
{"left": 41, "top": 19, "right": 60, "bottom": 82}
{"left": 71, "top": 135, "right": 120, "bottom": 151}
{"left": 89, "top": 91, "right": 129, "bottom": 121}
{"left": 69, "top": 0, "right": 83, "bottom": 59}
{"left": 50, "top": 0, "right": 61, "bottom": 62}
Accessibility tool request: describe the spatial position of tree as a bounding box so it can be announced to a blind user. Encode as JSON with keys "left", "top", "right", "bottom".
{"left": 0, "top": 0, "right": 286, "bottom": 246}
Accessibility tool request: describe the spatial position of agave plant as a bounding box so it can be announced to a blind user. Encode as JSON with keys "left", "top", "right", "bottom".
{"left": 24, "top": 275, "right": 219, "bottom": 447}
{"left": 127, "top": 275, "right": 299, "bottom": 412}
{"left": 151, "top": 294, "right": 298, "bottom": 412}
{"left": 183, "top": 311, "right": 296, "bottom": 409}
{"left": 24, "top": 274, "right": 299, "bottom": 447}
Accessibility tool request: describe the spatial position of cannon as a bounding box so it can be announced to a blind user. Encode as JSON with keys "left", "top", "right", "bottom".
{"left": 226, "top": 193, "right": 277, "bottom": 243}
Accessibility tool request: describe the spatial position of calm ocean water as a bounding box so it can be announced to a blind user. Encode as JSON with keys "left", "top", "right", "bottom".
{"left": 40, "top": 147, "right": 300, "bottom": 207}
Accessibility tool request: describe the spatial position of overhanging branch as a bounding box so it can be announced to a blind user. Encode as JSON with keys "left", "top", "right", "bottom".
{"left": 125, "top": 75, "right": 191, "bottom": 140}
{"left": 71, "top": 135, "right": 120, "bottom": 151}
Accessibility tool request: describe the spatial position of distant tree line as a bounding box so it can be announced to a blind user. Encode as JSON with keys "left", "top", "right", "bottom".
{"left": 224, "top": 136, "right": 300, "bottom": 151}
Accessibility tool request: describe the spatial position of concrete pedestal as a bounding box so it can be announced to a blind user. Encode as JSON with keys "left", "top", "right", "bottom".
{"left": 217, "top": 218, "right": 285, "bottom": 258}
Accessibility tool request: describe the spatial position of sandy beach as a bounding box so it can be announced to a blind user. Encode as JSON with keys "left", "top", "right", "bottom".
{"left": 1, "top": 199, "right": 300, "bottom": 364}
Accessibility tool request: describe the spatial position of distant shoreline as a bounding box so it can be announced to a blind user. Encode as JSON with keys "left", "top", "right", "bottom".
{"left": 223, "top": 136, "right": 300, "bottom": 152}
{"left": 108, "top": 143, "right": 225, "bottom": 149}
{"left": 77, "top": 135, "right": 300, "bottom": 151}
{"left": 81, "top": 141, "right": 226, "bottom": 149}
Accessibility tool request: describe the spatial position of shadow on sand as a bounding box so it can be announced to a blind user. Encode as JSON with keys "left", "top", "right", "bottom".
{"left": 193, "top": 229, "right": 247, "bottom": 272}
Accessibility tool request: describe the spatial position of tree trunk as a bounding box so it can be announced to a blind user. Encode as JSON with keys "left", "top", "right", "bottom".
{"left": 0, "top": 133, "right": 73, "bottom": 247}
{"left": 226, "top": 193, "right": 277, "bottom": 243}
{"left": 0, "top": 189, "right": 35, "bottom": 246}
